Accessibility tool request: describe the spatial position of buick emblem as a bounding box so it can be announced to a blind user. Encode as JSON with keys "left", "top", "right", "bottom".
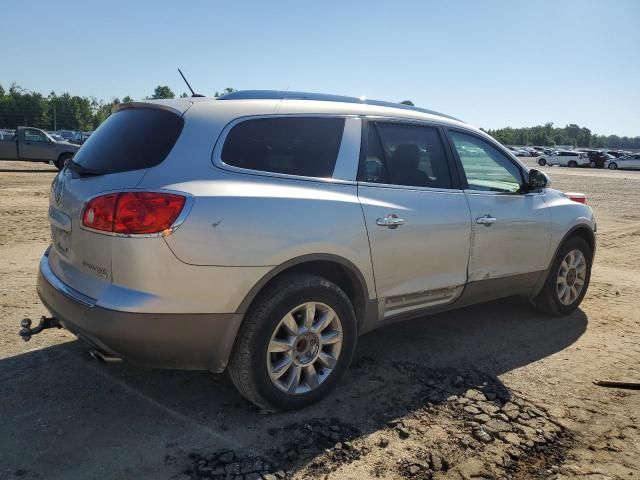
{"left": 52, "top": 176, "right": 65, "bottom": 206}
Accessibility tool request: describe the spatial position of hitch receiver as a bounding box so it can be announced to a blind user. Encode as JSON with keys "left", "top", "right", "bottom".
{"left": 19, "top": 316, "right": 60, "bottom": 342}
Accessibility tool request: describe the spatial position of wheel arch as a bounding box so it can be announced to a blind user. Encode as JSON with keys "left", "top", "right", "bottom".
{"left": 532, "top": 223, "right": 596, "bottom": 297}
{"left": 236, "top": 254, "right": 374, "bottom": 332}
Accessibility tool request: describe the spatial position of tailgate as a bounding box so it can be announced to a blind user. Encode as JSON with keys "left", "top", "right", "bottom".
{"left": 45, "top": 103, "right": 186, "bottom": 299}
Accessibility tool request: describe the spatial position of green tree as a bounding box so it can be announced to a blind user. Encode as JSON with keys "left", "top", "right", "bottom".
{"left": 150, "top": 85, "right": 175, "bottom": 99}
{"left": 214, "top": 87, "right": 237, "bottom": 97}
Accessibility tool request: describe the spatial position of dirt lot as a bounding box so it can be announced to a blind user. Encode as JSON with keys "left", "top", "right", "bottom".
{"left": 1, "top": 160, "right": 639, "bottom": 480}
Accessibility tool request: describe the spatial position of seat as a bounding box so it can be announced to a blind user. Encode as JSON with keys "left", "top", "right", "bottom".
{"left": 388, "top": 144, "right": 430, "bottom": 187}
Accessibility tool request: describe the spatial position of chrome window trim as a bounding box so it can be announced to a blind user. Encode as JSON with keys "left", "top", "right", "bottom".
{"left": 211, "top": 114, "right": 361, "bottom": 184}
{"left": 358, "top": 181, "right": 464, "bottom": 194}
{"left": 78, "top": 190, "right": 194, "bottom": 238}
{"left": 463, "top": 189, "right": 545, "bottom": 197}
{"left": 41, "top": 250, "right": 96, "bottom": 307}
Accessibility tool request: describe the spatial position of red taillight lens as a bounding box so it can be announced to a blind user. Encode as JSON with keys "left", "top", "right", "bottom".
{"left": 565, "top": 192, "right": 587, "bottom": 204}
{"left": 82, "top": 193, "right": 118, "bottom": 232}
{"left": 82, "top": 192, "right": 186, "bottom": 235}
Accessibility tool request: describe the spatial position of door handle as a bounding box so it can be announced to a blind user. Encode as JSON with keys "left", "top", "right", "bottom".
{"left": 476, "top": 215, "right": 496, "bottom": 226}
{"left": 376, "top": 214, "right": 405, "bottom": 229}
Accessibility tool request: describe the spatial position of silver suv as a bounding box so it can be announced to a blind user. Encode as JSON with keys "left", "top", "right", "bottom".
{"left": 36, "top": 91, "right": 596, "bottom": 411}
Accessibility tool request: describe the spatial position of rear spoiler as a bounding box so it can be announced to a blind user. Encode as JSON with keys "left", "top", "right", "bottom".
{"left": 113, "top": 100, "right": 193, "bottom": 116}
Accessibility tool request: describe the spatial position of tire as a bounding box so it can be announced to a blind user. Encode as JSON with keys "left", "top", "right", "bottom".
{"left": 532, "top": 236, "right": 592, "bottom": 316}
{"left": 608, "top": 162, "right": 618, "bottom": 170}
{"left": 568, "top": 160, "right": 578, "bottom": 168}
{"left": 538, "top": 158, "right": 547, "bottom": 166}
{"left": 227, "top": 273, "right": 358, "bottom": 411}
{"left": 54, "top": 153, "right": 73, "bottom": 170}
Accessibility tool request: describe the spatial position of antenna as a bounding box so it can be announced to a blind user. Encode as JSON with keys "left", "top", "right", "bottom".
{"left": 178, "top": 68, "right": 205, "bottom": 97}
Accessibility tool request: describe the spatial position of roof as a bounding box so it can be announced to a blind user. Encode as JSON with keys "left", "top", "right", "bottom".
{"left": 216, "top": 90, "right": 462, "bottom": 122}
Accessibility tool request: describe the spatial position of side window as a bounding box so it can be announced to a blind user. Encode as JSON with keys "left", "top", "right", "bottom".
{"left": 221, "top": 117, "right": 345, "bottom": 178}
{"left": 24, "top": 129, "right": 47, "bottom": 143}
{"left": 449, "top": 131, "right": 523, "bottom": 193}
{"left": 361, "top": 123, "right": 452, "bottom": 189}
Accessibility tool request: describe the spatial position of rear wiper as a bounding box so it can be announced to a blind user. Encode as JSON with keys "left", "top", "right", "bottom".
{"left": 66, "top": 160, "right": 103, "bottom": 177}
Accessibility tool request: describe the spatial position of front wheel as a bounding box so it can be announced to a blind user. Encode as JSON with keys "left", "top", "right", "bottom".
{"left": 227, "top": 273, "right": 357, "bottom": 411}
{"left": 532, "top": 236, "right": 592, "bottom": 316}
{"left": 538, "top": 158, "right": 547, "bottom": 166}
{"left": 568, "top": 160, "right": 578, "bottom": 168}
{"left": 608, "top": 162, "right": 618, "bottom": 170}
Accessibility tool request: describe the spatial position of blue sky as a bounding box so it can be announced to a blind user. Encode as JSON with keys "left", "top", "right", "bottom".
{"left": 2, "top": 0, "right": 639, "bottom": 136}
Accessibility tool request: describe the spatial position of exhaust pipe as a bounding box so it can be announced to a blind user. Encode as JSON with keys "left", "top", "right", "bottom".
{"left": 89, "top": 349, "right": 122, "bottom": 363}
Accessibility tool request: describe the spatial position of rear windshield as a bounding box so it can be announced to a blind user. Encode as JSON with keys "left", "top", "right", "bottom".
{"left": 71, "top": 108, "right": 184, "bottom": 174}
{"left": 221, "top": 117, "right": 345, "bottom": 178}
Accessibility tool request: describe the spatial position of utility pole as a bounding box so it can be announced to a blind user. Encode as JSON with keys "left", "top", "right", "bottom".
{"left": 53, "top": 103, "right": 57, "bottom": 131}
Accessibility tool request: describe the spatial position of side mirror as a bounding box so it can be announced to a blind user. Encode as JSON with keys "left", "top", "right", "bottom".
{"left": 527, "top": 168, "right": 550, "bottom": 190}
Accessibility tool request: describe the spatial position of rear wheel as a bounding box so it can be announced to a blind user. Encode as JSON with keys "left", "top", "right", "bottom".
{"left": 568, "top": 160, "right": 578, "bottom": 168}
{"left": 608, "top": 162, "right": 618, "bottom": 170}
{"left": 532, "top": 236, "right": 592, "bottom": 316}
{"left": 54, "top": 153, "right": 73, "bottom": 170}
{"left": 538, "top": 158, "right": 547, "bottom": 166}
{"left": 227, "top": 273, "right": 357, "bottom": 411}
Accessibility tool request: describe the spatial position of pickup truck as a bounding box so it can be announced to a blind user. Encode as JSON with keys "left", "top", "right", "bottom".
{"left": 0, "top": 126, "right": 80, "bottom": 169}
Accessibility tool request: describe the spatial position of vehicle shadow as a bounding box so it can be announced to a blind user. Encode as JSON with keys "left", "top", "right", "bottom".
{"left": 0, "top": 297, "right": 587, "bottom": 479}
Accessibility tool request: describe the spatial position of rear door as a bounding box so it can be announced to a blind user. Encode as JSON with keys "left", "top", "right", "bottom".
{"left": 19, "top": 128, "right": 56, "bottom": 161}
{"left": 446, "top": 129, "right": 551, "bottom": 284}
{"left": 47, "top": 105, "right": 186, "bottom": 299}
{"left": 358, "top": 120, "right": 471, "bottom": 319}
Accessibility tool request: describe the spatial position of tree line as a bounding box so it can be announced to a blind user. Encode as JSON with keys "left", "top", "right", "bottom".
{"left": 0, "top": 83, "right": 235, "bottom": 132}
{"left": 482, "top": 123, "right": 640, "bottom": 149}
{"left": 1, "top": 83, "right": 637, "bottom": 149}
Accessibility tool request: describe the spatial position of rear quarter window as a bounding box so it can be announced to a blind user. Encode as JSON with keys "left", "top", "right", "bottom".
{"left": 221, "top": 117, "right": 345, "bottom": 178}
{"left": 71, "top": 108, "right": 184, "bottom": 174}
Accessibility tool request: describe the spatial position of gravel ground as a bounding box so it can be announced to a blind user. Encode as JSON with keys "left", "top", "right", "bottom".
{"left": 0, "top": 159, "right": 638, "bottom": 480}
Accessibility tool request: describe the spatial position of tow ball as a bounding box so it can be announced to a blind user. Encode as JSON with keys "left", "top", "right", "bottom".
{"left": 19, "top": 316, "right": 60, "bottom": 342}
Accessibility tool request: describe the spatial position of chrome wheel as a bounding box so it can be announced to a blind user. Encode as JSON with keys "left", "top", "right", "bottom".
{"left": 267, "top": 302, "right": 343, "bottom": 395}
{"left": 556, "top": 249, "right": 587, "bottom": 306}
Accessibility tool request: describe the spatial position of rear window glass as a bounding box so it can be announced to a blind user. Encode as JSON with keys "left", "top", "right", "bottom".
{"left": 221, "top": 117, "right": 345, "bottom": 178}
{"left": 71, "top": 108, "right": 184, "bottom": 174}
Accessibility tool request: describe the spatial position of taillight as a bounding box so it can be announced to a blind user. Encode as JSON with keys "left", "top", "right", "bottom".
{"left": 82, "top": 192, "right": 186, "bottom": 235}
{"left": 565, "top": 192, "right": 587, "bottom": 204}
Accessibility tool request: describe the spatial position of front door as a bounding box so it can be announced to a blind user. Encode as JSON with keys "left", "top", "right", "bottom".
{"left": 358, "top": 121, "right": 471, "bottom": 319}
{"left": 446, "top": 129, "right": 551, "bottom": 286}
{"left": 20, "top": 128, "right": 55, "bottom": 161}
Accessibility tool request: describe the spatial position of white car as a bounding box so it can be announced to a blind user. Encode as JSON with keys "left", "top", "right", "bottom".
{"left": 537, "top": 151, "right": 590, "bottom": 167}
{"left": 606, "top": 153, "right": 640, "bottom": 170}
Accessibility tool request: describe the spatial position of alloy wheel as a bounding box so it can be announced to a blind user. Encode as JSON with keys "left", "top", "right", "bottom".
{"left": 267, "top": 302, "right": 343, "bottom": 395}
{"left": 556, "top": 249, "right": 587, "bottom": 306}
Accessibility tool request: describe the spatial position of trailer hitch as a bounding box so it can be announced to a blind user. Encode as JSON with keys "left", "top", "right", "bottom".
{"left": 19, "top": 316, "right": 60, "bottom": 342}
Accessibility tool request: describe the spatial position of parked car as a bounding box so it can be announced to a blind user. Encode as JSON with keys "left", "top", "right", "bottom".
{"left": 537, "top": 150, "right": 590, "bottom": 167}
{"left": 606, "top": 153, "right": 640, "bottom": 170}
{"left": 32, "top": 91, "right": 596, "bottom": 411}
{"left": 584, "top": 150, "right": 613, "bottom": 169}
{"left": 0, "top": 126, "right": 79, "bottom": 168}
{"left": 507, "top": 146, "right": 528, "bottom": 157}
{"left": 605, "top": 150, "right": 626, "bottom": 158}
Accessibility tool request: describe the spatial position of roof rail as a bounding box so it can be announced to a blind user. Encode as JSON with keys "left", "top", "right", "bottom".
{"left": 216, "top": 90, "right": 461, "bottom": 121}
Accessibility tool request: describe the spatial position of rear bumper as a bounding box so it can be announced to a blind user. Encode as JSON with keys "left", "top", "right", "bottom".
{"left": 37, "top": 251, "right": 243, "bottom": 372}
